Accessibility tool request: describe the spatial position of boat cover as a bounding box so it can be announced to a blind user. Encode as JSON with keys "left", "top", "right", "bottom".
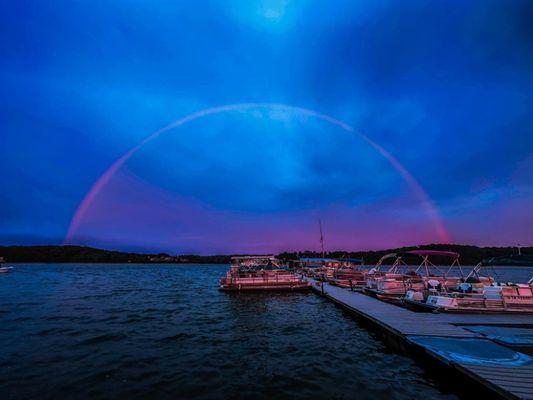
{"left": 464, "top": 326, "right": 533, "bottom": 346}
{"left": 408, "top": 336, "right": 533, "bottom": 367}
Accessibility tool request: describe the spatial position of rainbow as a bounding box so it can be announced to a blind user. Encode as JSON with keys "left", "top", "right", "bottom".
{"left": 64, "top": 103, "right": 450, "bottom": 244}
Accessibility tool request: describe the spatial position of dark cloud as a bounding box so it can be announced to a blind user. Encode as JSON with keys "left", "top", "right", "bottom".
{"left": 1, "top": 0, "right": 531, "bottom": 251}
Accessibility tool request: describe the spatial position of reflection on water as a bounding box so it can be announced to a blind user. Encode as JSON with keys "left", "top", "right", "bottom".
{"left": 4, "top": 263, "right": 525, "bottom": 399}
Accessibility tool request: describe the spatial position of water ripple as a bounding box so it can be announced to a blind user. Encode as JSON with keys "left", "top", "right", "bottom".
{"left": 0, "top": 263, "right": 499, "bottom": 399}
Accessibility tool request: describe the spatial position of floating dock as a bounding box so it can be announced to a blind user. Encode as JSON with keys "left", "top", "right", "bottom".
{"left": 308, "top": 279, "right": 533, "bottom": 400}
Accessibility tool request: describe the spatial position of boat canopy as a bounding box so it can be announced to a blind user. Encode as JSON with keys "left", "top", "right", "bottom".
{"left": 231, "top": 255, "right": 276, "bottom": 261}
{"left": 402, "top": 250, "right": 459, "bottom": 259}
{"left": 373, "top": 250, "right": 462, "bottom": 276}
{"left": 231, "top": 256, "right": 284, "bottom": 270}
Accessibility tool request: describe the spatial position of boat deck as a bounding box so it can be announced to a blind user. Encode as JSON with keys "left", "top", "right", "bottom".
{"left": 308, "top": 279, "right": 533, "bottom": 400}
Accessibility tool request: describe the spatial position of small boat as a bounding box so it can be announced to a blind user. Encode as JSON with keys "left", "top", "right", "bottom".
{"left": 327, "top": 258, "right": 367, "bottom": 289}
{"left": 364, "top": 250, "right": 467, "bottom": 302}
{"left": 298, "top": 257, "right": 341, "bottom": 281}
{"left": 0, "top": 257, "right": 13, "bottom": 273}
{"left": 403, "top": 266, "right": 533, "bottom": 314}
{"left": 219, "top": 256, "right": 310, "bottom": 291}
{"left": 297, "top": 220, "right": 340, "bottom": 282}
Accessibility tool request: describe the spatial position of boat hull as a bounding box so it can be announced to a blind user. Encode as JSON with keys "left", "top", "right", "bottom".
{"left": 363, "top": 288, "right": 404, "bottom": 303}
{"left": 402, "top": 298, "right": 533, "bottom": 314}
{"left": 403, "top": 288, "right": 533, "bottom": 314}
{"left": 219, "top": 282, "right": 311, "bottom": 292}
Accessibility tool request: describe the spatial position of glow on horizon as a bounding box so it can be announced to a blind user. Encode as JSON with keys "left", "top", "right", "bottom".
{"left": 64, "top": 103, "right": 450, "bottom": 247}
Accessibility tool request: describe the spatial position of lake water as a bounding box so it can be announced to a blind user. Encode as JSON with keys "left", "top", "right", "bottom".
{"left": 0, "top": 264, "right": 530, "bottom": 399}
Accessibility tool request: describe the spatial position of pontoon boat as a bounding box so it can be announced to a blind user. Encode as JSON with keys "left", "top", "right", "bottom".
{"left": 219, "top": 256, "right": 310, "bottom": 291}
{"left": 364, "top": 250, "right": 467, "bottom": 302}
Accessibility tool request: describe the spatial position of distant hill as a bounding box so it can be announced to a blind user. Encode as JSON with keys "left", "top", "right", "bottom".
{"left": 0, "top": 245, "right": 232, "bottom": 264}
{"left": 0, "top": 244, "right": 531, "bottom": 265}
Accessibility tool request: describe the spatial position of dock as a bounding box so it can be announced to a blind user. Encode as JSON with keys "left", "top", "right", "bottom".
{"left": 308, "top": 279, "right": 533, "bottom": 400}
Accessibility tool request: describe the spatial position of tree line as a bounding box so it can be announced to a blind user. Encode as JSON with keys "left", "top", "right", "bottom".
{"left": 1, "top": 244, "right": 530, "bottom": 265}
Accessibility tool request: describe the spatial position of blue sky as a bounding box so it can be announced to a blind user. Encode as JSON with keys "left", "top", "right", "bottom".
{"left": 1, "top": 1, "right": 532, "bottom": 253}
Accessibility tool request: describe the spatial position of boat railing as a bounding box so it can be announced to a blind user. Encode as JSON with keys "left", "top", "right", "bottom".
{"left": 227, "top": 273, "right": 303, "bottom": 285}
{"left": 465, "top": 262, "right": 500, "bottom": 281}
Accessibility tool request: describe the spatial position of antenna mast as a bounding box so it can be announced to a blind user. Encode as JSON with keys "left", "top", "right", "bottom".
{"left": 319, "top": 219, "right": 325, "bottom": 258}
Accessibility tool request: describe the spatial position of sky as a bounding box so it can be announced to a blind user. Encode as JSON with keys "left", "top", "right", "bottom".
{"left": 1, "top": 0, "right": 532, "bottom": 254}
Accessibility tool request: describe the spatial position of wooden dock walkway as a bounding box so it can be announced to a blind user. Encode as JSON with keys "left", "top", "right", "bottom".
{"left": 457, "top": 364, "right": 533, "bottom": 400}
{"left": 308, "top": 279, "right": 533, "bottom": 400}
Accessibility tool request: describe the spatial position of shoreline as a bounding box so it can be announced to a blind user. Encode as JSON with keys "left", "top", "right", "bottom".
{"left": 2, "top": 244, "right": 532, "bottom": 266}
